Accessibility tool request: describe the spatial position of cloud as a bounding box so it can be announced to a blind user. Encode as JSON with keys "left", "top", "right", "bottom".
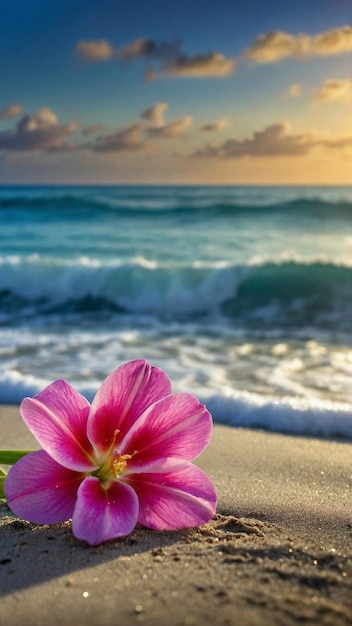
{"left": 146, "top": 52, "right": 236, "bottom": 80}
{"left": 191, "top": 123, "right": 317, "bottom": 158}
{"left": 243, "top": 25, "right": 352, "bottom": 63}
{"left": 283, "top": 83, "right": 302, "bottom": 98}
{"left": 76, "top": 40, "right": 116, "bottom": 61}
{"left": 146, "top": 116, "right": 193, "bottom": 139}
{"left": 200, "top": 118, "right": 230, "bottom": 132}
{"left": 314, "top": 78, "right": 352, "bottom": 102}
{"left": 192, "top": 122, "right": 352, "bottom": 160}
{"left": 76, "top": 37, "right": 235, "bottom": 79}
{"left": 0, "top": 108, "right": 78, "bottom": 151}
{"left": 0, "top": 104, "right": 23, "bottom": 119}
{"left": 88, "top": 101, "right": 193, "bottom": 152}
{"left": 117, "top": 37, "right": 155, "bottom": 59}
{"left": 91, "top": 124, "right": 147, "bottom": 152}
{"left": 140, "top": 102, "right": 193, "bottom": 138}
{"left": 141, "top": 102, "right": 168, "bottom": 126}
{"left": 76, "top": 37, "right": 163, "bottom": 62}
{"left": 117, "top": 38, "right": 180, "bottom": 62}
{"left": 0, "top": 101, "right": 193, "bottom": 156}
{"left": 322, "top": 136, "right": 352, "bottom": 150}
{"left": 19, "top": 108, "right": 59, "bottom": 130}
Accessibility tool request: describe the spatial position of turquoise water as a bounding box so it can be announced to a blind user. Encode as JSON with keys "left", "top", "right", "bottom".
{"left": 1, "top": 185, "right": 352, "bottom": 438}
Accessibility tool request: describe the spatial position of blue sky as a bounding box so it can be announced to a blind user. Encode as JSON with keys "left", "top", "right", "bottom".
{"left": 0, "top": 0, "right": 351, "bottom": 183}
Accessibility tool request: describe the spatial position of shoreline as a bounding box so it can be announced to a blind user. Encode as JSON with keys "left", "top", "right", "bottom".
{"left": 1, "top": 405, "right": 352, "bottom": 625}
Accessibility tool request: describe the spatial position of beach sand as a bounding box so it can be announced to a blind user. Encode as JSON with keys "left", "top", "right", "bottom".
{"left": 0, "top": 404, "right": 351, "bottom": 626}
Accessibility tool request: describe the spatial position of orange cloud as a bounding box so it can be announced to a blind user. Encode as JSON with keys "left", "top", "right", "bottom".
{"left": 91, "top": 124, "right": 146, "bottom": 152}
{"left": 0, "top": 108, "right": 78, "bottom": 151}
{"left": 76, "top": 37, "right": 235, "bottom": 79}
{"left": 192, "top": 123, "right": 315, "bottom": 158}
{"left": 314, "top": 78, "right": 352, "bottom": 102}
{"left": 243, "top": 25, "right": 352, "bottom": 63}
{"left": 76, "top": 40, "right": 116, "bottom": 61}
{"left": 146, "top": 52, "right": 235, "bottom": 80}
{"left": 283, "top": 83, "right": 302, "bottom": 98}
{"left": 146, "top": 116, "right": 193, "bottom": 138}
{"left": 200, "top": 118, "right": 230, "bottom": 132}
{"left": 141, "top": 102, "right": 169, "bottom": 126}
{"left": 0, "top": 104, "right": 23, "bottom": 119}
{"left": 117, "top": 38, "right": 170, "bottom": 60}
{"left": 192, "top": 122, "right": 352, "bottom": 159}
{"left": 140, "top": 102, "right": 193, "bottom": 138}
{"left": 88, "top": 101, "right": 193, "bottom": 152}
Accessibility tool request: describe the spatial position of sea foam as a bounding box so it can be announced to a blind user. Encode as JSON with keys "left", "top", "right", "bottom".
{"left": 1, "top": 369, "right": 351, "bottom": 439}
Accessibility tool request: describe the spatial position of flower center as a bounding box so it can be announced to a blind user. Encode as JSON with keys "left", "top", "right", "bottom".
{"left": 111, "top": 451, "right": 133, "bottom": 477}
{"left": 95, "top": 451, "right": 132, "bottom": 485}
{"left": 93, "top": 430, "right": 137, "bottom": 486}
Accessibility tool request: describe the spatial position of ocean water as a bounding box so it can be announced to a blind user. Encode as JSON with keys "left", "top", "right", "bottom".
{"left": 1, "top": 184, "right": 352, "bottom": 439}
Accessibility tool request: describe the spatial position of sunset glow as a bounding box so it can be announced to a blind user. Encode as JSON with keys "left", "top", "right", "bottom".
{"left": 1, "top": 0, "right": 351, "bottom": 184}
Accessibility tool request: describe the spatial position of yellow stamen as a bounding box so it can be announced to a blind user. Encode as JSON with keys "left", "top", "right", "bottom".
{"left": 94, "top": 430, "right": 138, "bottom": 486}
{"left": 111, "top": 453, "right": 133, "bottom": 477}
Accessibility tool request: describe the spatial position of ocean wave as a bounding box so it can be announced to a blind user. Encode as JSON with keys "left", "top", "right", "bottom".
{"left": 0, "top": 254, "right": 235, "bottom": 317}
{"left": 1, "top": 369, "right": 351, "bottom": 439}
{"left": 1, "top": 254, "right": 352, "bottom": 328}
{"left": 1, "top": 188, "right": 352, "bottom": 219}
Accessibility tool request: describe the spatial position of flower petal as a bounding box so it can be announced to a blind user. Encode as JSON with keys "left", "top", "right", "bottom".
{"left": 72, "top": 477, "right": 139, "bottom": 545}
{"left": 4, "top": 450, "right": 83, "bottom": 524}
{"left": 127, "top": 463, "right": 217, "bottom": 530}
{"left": 126, "top": 456, "right": 189, "bottom": 474}
{"left": 120, "top": 393, "right": 212, "bottom": 465}
{"left": 20, "top": 380, "right": 96, "bottom": 471}
{"left": 87, "top": 359, "right": 172, "bottom": 457}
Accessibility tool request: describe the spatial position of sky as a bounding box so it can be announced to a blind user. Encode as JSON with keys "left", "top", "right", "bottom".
{"left": 0, "top": 0, "right": 351, "bottom": 184}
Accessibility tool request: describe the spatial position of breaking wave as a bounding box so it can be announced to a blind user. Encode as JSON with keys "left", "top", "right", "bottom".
{"left": 1, "top": 254, "right": 352, "bottom": 330}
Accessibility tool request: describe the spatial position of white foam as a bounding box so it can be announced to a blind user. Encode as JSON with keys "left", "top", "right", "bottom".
{"left": 205, "top": 391, "right": 352, "bottom": 439}
{"left": 0, "top": 370, "right": 48, "bottom": 404}
{"left": 1, "top": 368, "right": 351, "bottom": 439}
{"left": 0, "top": 370, "right": 99, "bottom": 405}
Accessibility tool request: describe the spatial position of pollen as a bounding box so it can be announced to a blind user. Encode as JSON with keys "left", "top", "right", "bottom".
{"left": 111, "top": 453, "right": 132, "bottom": 477}
{"left": 95, "top": 442, "right": 137, "bottom": 485}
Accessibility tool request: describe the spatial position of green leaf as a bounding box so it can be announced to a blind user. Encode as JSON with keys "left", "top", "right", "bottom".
{"left": 0, "top": 450, "right": 33, "bottom": 465}
{"left": 0, "top": 475, "right": 6, "bottom": 499}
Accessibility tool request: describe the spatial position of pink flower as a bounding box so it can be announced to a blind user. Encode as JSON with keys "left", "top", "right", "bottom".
{"left": 5, "top": 359, "right": 217, "bottom": 545}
